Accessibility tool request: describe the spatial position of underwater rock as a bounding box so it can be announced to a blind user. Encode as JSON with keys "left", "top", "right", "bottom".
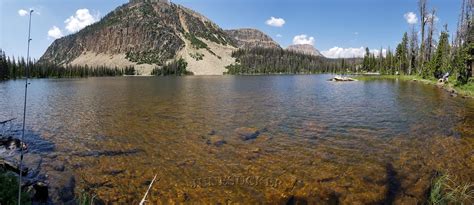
{"left": 255, "top": 134, "right": 273, "bottom": 143}
{"left": 207, "top": 135, "right": 226, "bottom": 147}
{"left": 207, "top": 130, "right": 217, "bottom": 136}
{"left": 0, "top": 158, "right": 28, "bottom": 176}
{"left": 31, "top": 182, "right": 49, "bottom": 203}
{"left": 48, "top": 171, "right": 76, "bottom": 203}
{"left": 177, "top": 159, "right": 196, "bottom": 167}
{"left": 0, "top": 136, "right": 27, "bottom": 151}
{"left": 1, "top": 136, "right": 52, "bottom": 204}
{"left": 235, "top": 127, "right": 260, "bottom": 141}
{"left": 49, "top": 161, "right": 65, "bottom": 172}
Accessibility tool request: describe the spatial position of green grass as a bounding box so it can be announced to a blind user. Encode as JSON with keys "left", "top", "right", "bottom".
{"left": 353, "top": 74, "right": 427, "bottom": 81}
{"left": 76, "top": 189, "right": 98, "bottom": 205}
{"left": 429, "top": 174, "right": 474, "bottom": 205}
{"left": 0, "top": 171, "right": 31, "bottom": 205}
{"left": 353, "top": 74, "right": 474, "bottom": 98}
{"left": 454, "top": 82, "right": 474, "bottom": 97}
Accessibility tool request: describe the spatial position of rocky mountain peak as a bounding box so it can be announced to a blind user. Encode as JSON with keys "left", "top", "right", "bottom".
{"left": 39, "top": 1, "right": 236, "bottom": 75}
{"left": 286, "top": 44, "right": 322, "bottom": 57}
{"left": 130, "top": 0, "right": 170, "bottom": 5}
{"left": 225, "top": 28, "right": 281, "bottom": 49}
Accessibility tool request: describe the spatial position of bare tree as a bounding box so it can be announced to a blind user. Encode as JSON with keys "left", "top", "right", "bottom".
{"left": 455, "top": 0, "right": 473, "bottom": 47}
{"left": 409, "top": 26, "right": 419, "bottom": 75}
{"left": 426, "top": 9, "right": 437, "bottom": 62}
{"left": 418, "top": 0, "right": 428, "bottom": 70}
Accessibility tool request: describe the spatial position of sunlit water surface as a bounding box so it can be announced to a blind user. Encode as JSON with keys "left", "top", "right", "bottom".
{"left": 0, "top": 75, "right": 473, "bottom": 204}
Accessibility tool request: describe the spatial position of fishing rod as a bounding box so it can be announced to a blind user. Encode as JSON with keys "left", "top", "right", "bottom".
{"left": 18, "top": 9, "right": 34, "bottom": 205}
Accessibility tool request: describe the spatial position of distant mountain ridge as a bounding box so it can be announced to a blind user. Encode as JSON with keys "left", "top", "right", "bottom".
{"left": 39, "top": 0, "right": 236, "bottom": 75}
{"left": 39, "top": 0, "right": 331, "bottom": 75}
{"left": 286, "top": 44, "right": 323, "bottom": 57}
{"left": 225, "top": 29, "right": 281, "bottom": 49}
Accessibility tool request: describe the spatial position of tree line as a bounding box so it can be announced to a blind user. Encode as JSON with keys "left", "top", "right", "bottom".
{"left": 151, "top": 58, "right": 193, "bottom": 76}
{"left": 361, "top": 0, "right": 473, "bottom": 84}
{"left": 0, "top": 49, "right": 128, "bottom": 80}
{"left": 226, "top": 47, "right": 360, "bottom": 75}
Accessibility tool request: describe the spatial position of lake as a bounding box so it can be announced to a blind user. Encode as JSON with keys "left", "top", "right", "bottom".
{"left": 0, "top": 74, "right": 473, "bottom": 204}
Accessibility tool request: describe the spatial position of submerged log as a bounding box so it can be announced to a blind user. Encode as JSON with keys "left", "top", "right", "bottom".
{"left": 0, "top": 118, "right": 16, "bottom": 125}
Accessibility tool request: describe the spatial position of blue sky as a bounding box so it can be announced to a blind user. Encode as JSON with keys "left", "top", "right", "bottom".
{"left": 0, "top": 0, "right": 462, "bottom": 59}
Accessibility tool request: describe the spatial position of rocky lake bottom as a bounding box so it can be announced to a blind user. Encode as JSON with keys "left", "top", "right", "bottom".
{"left": 0, "top": 75, "right": 473, "bottom": 204}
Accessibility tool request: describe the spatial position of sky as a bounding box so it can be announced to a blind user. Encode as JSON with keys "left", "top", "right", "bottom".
{"left": 0, "top": 0, "right": 462, "bottom": 59}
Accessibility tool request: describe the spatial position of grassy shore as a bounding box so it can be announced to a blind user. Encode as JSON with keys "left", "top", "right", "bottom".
{"left": 353, "top": 75, "right": 474, "bottom": 98}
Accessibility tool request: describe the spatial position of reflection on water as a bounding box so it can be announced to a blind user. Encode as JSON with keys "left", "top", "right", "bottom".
{"left": 0, "top": 75, "right": 473, "bottom": 204}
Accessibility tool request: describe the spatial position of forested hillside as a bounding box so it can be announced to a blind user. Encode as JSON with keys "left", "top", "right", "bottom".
{"left": 0, "top": 49, "right": 125, "bottom": 79}
{"left": 359, "top": 0, "right": 473, "bottom": 85}
{"left": 226, "top": 47, "right": 360, "bottom": 74}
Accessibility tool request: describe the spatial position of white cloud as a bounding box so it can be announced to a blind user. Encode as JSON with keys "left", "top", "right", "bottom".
{"left": 371, "top": 49, "right": 387, "bottom": 57}
{"left": 292, "top": 34, "right": 315, "bottom": 45}
{"left": 404, "top": 12, "right": 418, "bottom": 24}
{"left": 354, "top": 32, "right": 359, "bottom": 35}
{"left": 276, "top": 34, "right": 283, "bottom": 38}
{"left": 48, "top": 26, "right": 63, "bottom": 39}
{"left": 265, "top": 17, "right": 285, "bottom": 27}
{"left": 426, "top": 13, "right": 439, "bottom": 23}
{"left": 65, "top": 9, "right": 98, "bottom": 33}
{"left": 321, "top": 47, "right": 386, "bottom": 58}
{"left": 18, "top": 9, "right": 28, "bottom": 16}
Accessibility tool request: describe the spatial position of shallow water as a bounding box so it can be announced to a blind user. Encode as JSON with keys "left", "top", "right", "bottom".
{"left": 0, "top": 75, "right": 473, "bottom": 204}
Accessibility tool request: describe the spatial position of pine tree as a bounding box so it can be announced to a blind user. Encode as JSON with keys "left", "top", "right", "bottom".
{"left": 362, "top": 47, "right": 371, "bottom": 71}
{"left": 0, "top": 49, "right": 8, "bottom": 80}
{"left": 395, "top": 33, "right": 409, "bottom": 74}
{"left": 429, "top": 30, "right": 451, "bottom": 79}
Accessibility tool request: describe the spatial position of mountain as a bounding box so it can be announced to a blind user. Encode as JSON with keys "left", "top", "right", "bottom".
{"left": 225, "top": 29, "right": 281, "bottom": 49}
{"left": 286, "top": 44, "right": 323, "bottom": 57}
{"left": 39, "top": 0, "right": 237, "bottom": 75}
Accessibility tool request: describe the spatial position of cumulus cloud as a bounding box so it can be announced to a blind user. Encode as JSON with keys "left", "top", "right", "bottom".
{"left": 276, "top": 34, "right": 283, "bottom": 38}
{"left": 426, "top": 13, "right": 439, "bottom": 23}
{"left": 18, "top": 9, "right": 28, "bottom": 16}
{"left": 404, "top": 12, "right": 418, "bottom": 24}
{"left": 321, "top": 47, "right": 386, "bottom": 58}
{"left": 265, "top": 17, "right": 285, "bottom": 27}
{"left": 65, "top": 9, "right": 98, "bottom": 33}
{"left": 48, "top": 26, "right": 63, "bottom": 39}
{"left": 293, "top": 34, "right": 315, "bottom": 45}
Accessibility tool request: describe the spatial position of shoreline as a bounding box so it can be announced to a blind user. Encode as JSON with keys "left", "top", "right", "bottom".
{"left": 353, "top": 75, "right": 474, "bottom": 98}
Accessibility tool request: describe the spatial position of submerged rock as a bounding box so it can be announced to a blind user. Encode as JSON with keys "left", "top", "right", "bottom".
{"left": 0, "top": 136, "right": 27, "bottom": 151}
{"left": 31, "top": 182, "right": 49, "bottom": 203}
{"left": 49, "top": 161, "right": 65, "bottom": 172}
{"left": 47, "top": 171, "right": 76, "bottom": 203}
{"left": 0, "top": 136, "right": 53, "bottom": 204}
{"left": 0, "top": 136, "right": 29, "bottom": 176}
{"left": 207, "top": 135, "right": 226, "bottom": 147}
{"left": 235, "top": 127, "right": 260, "bottom": 141}
{"left": 0, "top": 158, "right": 28, "bottom": 176}
{"left": 255, "top": 134, "right": 273, "bottom": 142}
{"left": 207, "top": 130, "right": 217, "bottom": 136}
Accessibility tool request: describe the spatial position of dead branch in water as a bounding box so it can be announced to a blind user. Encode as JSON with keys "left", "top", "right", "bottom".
{"left": 0, "top": 118, "right": 16, "bottom": 125}
{"left": 139, "top": 174, "right": 158, "bottom": 205}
